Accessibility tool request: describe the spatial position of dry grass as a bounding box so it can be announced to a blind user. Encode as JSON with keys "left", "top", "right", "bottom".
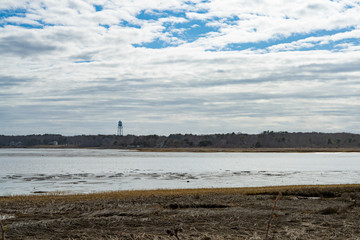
{"left": 1, "top": 184, "right": 360, "bottom": 204}
{"left": 2, "top": 184, "right": 360, "bottom": 239}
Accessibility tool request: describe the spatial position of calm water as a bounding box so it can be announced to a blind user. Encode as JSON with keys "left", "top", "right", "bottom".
{"left": 0, "top": 148, "right": 360, "bottom": 195}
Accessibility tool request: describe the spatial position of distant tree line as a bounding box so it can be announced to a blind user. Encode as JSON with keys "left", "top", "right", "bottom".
{"left": 1, "top": 131, "right": 360, "bottom": 149}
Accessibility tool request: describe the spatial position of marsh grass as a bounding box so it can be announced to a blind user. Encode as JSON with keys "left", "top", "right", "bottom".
{"left": 2, "top": 184, "right": 360, "bottom": 239}
{"left": 1, "top": 184, "right": 360, "bottom": 204}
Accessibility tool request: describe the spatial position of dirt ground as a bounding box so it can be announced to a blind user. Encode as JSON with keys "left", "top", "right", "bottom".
{"left": 1, "top": 185, "right": 360, "bottom": 240}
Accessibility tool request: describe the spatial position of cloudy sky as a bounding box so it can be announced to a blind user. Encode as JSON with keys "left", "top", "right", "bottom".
{"left": 1, "top": 0, "right": 360, "bottom": 136}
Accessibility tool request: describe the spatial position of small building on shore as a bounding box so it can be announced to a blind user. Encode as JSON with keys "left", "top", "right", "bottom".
{"left": 48, "top": 141, "right": 58, "bottom": 145}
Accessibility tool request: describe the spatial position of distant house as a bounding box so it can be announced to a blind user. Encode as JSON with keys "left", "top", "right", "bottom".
{"left": 48, "top": 141, "right": 58, "bottom": 145}
{"left": 9, "top": 141, "right": 23, "bottom": 147}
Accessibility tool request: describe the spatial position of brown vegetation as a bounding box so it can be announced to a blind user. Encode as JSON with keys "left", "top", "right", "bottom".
{"left": 1, "top": 184, "right": 360, "bottom": 239}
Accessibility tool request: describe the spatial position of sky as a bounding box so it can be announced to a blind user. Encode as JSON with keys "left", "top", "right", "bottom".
{"left": 1, "top": 0, "right": 360, "bottom": 136}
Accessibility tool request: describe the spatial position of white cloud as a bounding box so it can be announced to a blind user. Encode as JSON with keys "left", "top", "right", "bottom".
{"left": 268, "top": 28, "right": 360, "bottom": 51}
{"left": 183, "top": 0, "right": 360, "bottom": 50}
{"left": 0, "top": 0, "right": 360, "bottom": 135}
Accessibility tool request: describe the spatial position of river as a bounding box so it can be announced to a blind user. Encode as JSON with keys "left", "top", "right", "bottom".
{"left": 0, "top": 148, "right": 359, "bottom": 195}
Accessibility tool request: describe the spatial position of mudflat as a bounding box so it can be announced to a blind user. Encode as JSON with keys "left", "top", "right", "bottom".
{"left": 1, "top": 185, "right": 360, "bottom": 240}
{"left": 136, "top": 147, "right": 360, "bottom": 152}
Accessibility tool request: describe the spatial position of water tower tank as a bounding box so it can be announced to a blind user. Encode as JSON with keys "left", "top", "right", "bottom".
{"left": 117, "top": 121, "right": 123, "bottom": 135}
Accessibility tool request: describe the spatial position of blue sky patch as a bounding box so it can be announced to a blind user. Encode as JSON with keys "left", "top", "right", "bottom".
{"left": 99, "top": 24, "right": 110, "bottom": 29}
{"left": 5, "top": 22, "right": 44, "bottom": 29}
{"left": 133, "top": 38, "right": 171, "bottom": 49}
{"left": 94, "top": 5, "right": 103, "bottom": 12}
{"left": 220, "top": 27, "right": 357, "bottom": 52}
{"left": 137, "top": 9, "right": 187, "bottom": 21}
{"left": 0, "top": 8, "right": 55, "bottom": 29}
{"left": 133, "top": 17, "right": 220, "bottom": 48}
{"left": 166, "top": 19, "right": 219, "bottom": 41}
{"left": 0, "top": 8, "right": 26, "bottom": 27}
{"left": 1, "top": 19, "right": 54, "bottom": 29}
{"left": 74, "top": 60, "right": 96, "bottom": 64}
{"left": 121, "top": 20, "right": 141, "bottom": 29}
{"left": 0, "top": 8, "right": 26, "bottom": 19}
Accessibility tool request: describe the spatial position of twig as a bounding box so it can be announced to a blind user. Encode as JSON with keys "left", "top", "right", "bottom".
{"left": 265, "top": 192, "right": 282, "bottom": 240}
{"left": 166, "top": 227, "right": 183, "bottom": 240}
{"left": 0, "top": 219, "right": 5, "bottom": 240}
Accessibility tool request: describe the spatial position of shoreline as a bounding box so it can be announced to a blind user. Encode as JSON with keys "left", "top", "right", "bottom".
{"left": 2, "top": 184, "right": 360, "bottom": 200}
{"left": 2, "top": 146, "right": 360, "bottom": 152}
{"left": 137, "top": 147, "right": 360, "bottom": 152}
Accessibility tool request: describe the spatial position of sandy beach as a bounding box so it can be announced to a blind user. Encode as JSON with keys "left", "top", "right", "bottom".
{"left": 1, "top": 184, "right": 360, "bottom": 239}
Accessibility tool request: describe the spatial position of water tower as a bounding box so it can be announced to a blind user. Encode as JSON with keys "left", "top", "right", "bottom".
{"left": 117, "top": 120, "right": 123, "bottom": 136}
